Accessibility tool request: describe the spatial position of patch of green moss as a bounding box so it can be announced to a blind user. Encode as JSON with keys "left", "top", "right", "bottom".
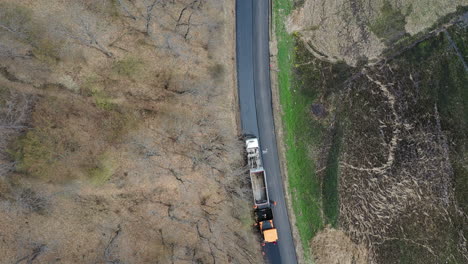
{"left": 9, "top": 128, "right": 56, "bottom": 178}
{"left": 447, "top": 25, "right": 468, "bottom": 63}
{"left": 0, "top": 86, "right": 9, "bottom": 105}
{"left": 293, "top": 0, "right": 306, "bottom": 9}
{"left": 81, "top": 76, "right": 117, "bottom": 111}
{"left": 89, "top": 153, "right": 116, "bottom": 185}
{"left": 0, "top": 3, "right": 63, "bottom": 62}
{"left": 112, "top": 57, "right": 144, "bottom": 77}
{"left": 369, "top": 1, "right": 409, "bottom": 44}
{"left": 208, "top": 63, "right": 225, "bottom": 83}
{"left": 322, "top": 122, "right": 342, "bottom": 227}
{"left": 92, "top": 89, "right": 116, "bottom": 111}
{"left": 104, "top": 111, "right": 138, "bottom": 143}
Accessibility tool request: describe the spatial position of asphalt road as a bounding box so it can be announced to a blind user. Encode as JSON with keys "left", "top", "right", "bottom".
{"left": 236, "top": 0, "right": 298, "bottom": 263}
{"left": 235, "top": 0, "right": 258, "bottom": 137}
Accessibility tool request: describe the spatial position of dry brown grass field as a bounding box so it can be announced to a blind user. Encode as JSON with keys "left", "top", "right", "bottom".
{"left": 0, "top": 1, "right": 262, "bottom": 263}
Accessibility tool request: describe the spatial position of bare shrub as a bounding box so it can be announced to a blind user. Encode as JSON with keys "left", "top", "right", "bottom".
{"left": 13, "top": 243, "right": 47, "bottom": 264}
{"left": 56, "top": 7, "right": 114, "bottom": 58}
{"left": 0, "top": 2, "right": 64, "bottom": 62}
{"left": 208, "top": 63, "right": 225, "bottom": 83}
{"left": 0, "top": 88, "right": 33, "bottom": 130}
{"left": 16, "top": 188, "right": 49, "bottom": 214}
{"left": 115, "top": 0, "right": 213, "bottom": 50}
{"left": 112, "top": 57, "right": 144, "bottom": 77}
{"left": 0, "top": 87, "right": 34, "bottom": 177}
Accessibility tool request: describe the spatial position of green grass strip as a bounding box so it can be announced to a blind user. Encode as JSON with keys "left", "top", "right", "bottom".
{"left": 273, "top": 0, "right": 324, "bottom": 259}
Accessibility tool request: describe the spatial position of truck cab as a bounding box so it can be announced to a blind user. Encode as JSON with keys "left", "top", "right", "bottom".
{"left": 246, "top": 137, "right": 262, "bottom": 169}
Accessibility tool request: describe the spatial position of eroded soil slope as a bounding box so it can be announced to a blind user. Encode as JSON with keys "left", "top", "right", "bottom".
{"left": 0, "top": 1, "right": 261, "bottom": 263}
{"left": 288, "top": 0, "right": 468, "bottom": 65}
{"left": 281, "top": 1, "right": 467, "bottom": 263}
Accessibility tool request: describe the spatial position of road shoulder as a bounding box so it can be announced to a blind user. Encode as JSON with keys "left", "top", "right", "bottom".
{"left": 269, "top": 13, "right": 306, "bottom": 264}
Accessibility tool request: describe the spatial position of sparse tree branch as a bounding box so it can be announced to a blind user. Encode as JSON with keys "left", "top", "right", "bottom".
{"left": 58, "top": 18, "right": 113, "bottom": 58}
{"left": 14, "top": 244, "right": 46, "bottom": 264}
{"left": 0, "top": 23, "right": 28, "bottom": 40}
{"left": 116, "top": 0, "right": 137, "bottom": 20}
{"left": 144, "top": 0, "right": 160, "bottom": 35}
{"left": 104, "top": 225, "right": 122, "bottom": 264}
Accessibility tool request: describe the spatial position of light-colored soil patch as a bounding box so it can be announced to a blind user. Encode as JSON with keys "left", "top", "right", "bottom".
{"left": 311, "top": 228, "right": 369, "bottom": 264}
{"left": 287, "top": 0, "right": 467, "bottom": 65}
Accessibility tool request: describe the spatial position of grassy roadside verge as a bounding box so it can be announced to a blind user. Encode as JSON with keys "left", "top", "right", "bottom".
{"left": 273, "top": 0, "right": 350, "bottom": 258}
{"left": 273, "top": 0, "right": 324, "bottom": 259}
{"left": 272, "top": 2, "right": 467, "bottom": 262}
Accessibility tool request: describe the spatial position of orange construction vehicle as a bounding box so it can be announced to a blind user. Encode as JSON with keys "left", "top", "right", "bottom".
{"left": 256, "top": 208, "right": 278, "bottom": 243}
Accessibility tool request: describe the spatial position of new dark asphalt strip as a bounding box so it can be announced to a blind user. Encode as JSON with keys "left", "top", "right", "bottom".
{"left": 236, "top": 0, "right": 258, "bottom": 136}
{"left": 236, "top": 0, "right": 298, "bottom": 263}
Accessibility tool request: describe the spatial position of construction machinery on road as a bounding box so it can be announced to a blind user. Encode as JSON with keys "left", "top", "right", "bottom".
{"left": 245, "top": 137, "right": 278, "bottom": 244}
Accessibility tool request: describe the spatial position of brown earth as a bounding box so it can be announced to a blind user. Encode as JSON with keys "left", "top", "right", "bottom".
{"left": 310, "top": 228, "right": 368, "bottom": 264}
{"left": 0, "top": 0, "right": 262, "bottom": 263}
{"left": 280, "top": 1, "right": 468, "bottom": 263}
{"left": 287, "top": 0, "right": 467, "bottom": 66}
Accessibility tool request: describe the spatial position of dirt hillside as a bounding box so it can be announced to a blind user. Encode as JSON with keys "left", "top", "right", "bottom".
{"left": 288, "top": 0, "right": 468, "bottom": 65}
{"left": 0, "top": 1, "right": 262, "bottom": 263}
{"left": 281, "top": 1, "right": 467, "bottom": 263}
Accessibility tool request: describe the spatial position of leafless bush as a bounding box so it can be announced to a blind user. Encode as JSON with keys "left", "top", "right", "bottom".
{"left": 0, "top": 3, "right": 65, "bottom": 61}
{"left": 0, "top": 89, "right": 32, "bottom": 130}
{"left": 0, "top": 43, "right": 32, "bottom": 59}
{"left": 225, "top": 163, "right": 251, "bottom": 199}
{"left": 208, "top": 63, "right": 225, "bottom": 83}
{"left": 0, "top": 3, "right": 36, "bottom": 43}
{"left": 14, "top": 243, "right": 47, "bottom": 264}
{"left": 221, "top": 138, "right": 252, "bottom": 200}
{"left": 104, "top": 225, "right": 123, "bottom": 264}
{"left": 15, "top": 188, "right": 49, "bottom": 214}
{"left": 115, "top": 0, "right": 212, "bottom": 50}
{"left": 0, "top": 88, "right": 34, "bottom": 177}
{"left": 55, "top": 8, "right": 114, "bottom": 58}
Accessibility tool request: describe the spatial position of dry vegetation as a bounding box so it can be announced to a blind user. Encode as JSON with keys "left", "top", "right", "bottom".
{"left": 0, "top": 0, "right": 262, "bottom": 263}
{"left": 310, "top": 228, "right": 368, "bottom": 264}
{"left": 275, "top": 1, "right": 468, "bottom": 263}
{"left": 339, "top": 61, "right": 468, "bottom": 263}
{"left": 287, "top": 0, "right": 468, "bottom": 65}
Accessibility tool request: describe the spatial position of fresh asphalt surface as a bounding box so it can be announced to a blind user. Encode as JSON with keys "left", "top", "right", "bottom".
{"left": 236, "top": 0, "right": 298, "bottom": 263}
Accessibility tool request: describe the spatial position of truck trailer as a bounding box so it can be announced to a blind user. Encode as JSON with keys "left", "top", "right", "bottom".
{"left": 246, "top": 138, "right": 270, "bottom": 208}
